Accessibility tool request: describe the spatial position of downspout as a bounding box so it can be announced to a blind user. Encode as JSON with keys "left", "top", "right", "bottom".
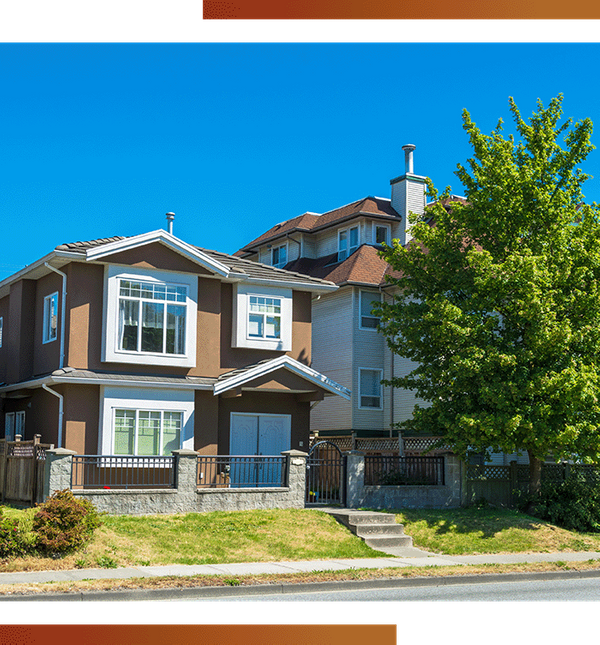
{"left": 42, "top": 384, "right": 64, "bottom": 449}
{"left": 44, "top": 263, "right": 67, "bottom": 369}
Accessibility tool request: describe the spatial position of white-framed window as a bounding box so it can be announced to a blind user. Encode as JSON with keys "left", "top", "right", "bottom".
{"left": 100, "top": 386, "right": 194, "bottom": 456}
{"left": 5, "top": 411, "right": 25, "bottom": 441}
{"left": 360, "top": 291, "right": 381, "bottom": 330}
{"left": 231, "top": 283, "right": 293, "bottom": 351}
{"left": 103, "top": 266, "right": 197, "bottom": 367}
{"left": 0, "top": 316, "right": 3, "bottom": 348}
{"left": 271, "top": 243, "right": 287, "bottom": 268}
{"left": 113, "top": 408, "right": 182, "bottom": 456}
{"left": 248, "top": 295, "right": 281, "bottom": 340}
{"left": 118, "top": 278, "right": 187, "bottom": 355}
{"left": 359, "top": 368, "right": 383, "bottom": 409}
{"left": 338, "top": 226, "right": 359, "bottom": 262}
{"left": 43, "top": 292, "right": 59, "bottom": 344}
{"left": 374, "top": 224, "right": 391, "bottom": 245}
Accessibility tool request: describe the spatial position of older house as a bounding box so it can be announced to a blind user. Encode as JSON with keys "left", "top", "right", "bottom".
{"left": 0, "top": 227, "right": 349, "bottom": 459}
{"left": 237, "top": 145, "right": 429, "bottom": 441}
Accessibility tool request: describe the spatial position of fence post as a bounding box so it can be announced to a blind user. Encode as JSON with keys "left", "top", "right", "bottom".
{"left": 345, "top": 451, "right": 365, "bottom": 509}
{"left": 281, "top": 449, "right": 307, "bottom": 508}
{"left": 172, "top": 449, "right": 199, "bottom": 504}
{"left": 509, "top": 460, "right": 518, "bottom": 508}
{"left": 43, "top": 448, "right": 76, "bottom": 499}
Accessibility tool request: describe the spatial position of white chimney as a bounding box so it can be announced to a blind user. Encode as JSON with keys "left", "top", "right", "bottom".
{"left": 166, "top": 212, "right": 175, "bottom": 235}
{"left": 390, "top": 144, "right": 426, "bottom": 246}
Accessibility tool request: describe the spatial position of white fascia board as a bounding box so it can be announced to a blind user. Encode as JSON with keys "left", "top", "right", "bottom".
{"left": 214, "top": 355, "right": 351, "bottom": 400}
{"left": 85, "top": 230, "right": 231, "bottom": 277}
{"left": 0, "top": 376, "right": 54, "bottom": 393}
{"left": 239, "top": 276, "right": 338, "bottom": 293}
{"left": 0, "top": 251, "right": 82, "bottom": 297}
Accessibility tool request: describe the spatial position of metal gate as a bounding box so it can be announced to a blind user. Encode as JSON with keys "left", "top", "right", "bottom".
{"left": 305, "top": 440, "right": 346, "bottom": 506}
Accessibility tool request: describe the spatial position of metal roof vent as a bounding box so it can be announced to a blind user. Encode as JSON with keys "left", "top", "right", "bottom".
{"left": 402, "top": 144, "right": 416, "bottom": 174}
{"left": 166, "top": 212, "right": 175, "bottom": 235}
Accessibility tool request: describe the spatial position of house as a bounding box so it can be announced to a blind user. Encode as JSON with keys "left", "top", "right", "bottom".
{"left": 0, "top": 225, "right": 350, "bottom": 460}
{"left": 236, "top": 145, "right": 428, "bottom": 441}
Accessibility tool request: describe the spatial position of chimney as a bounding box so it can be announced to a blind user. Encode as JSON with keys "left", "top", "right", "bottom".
{"left": 390, "top": 144, "right": 426, "bottom": 246}
{"left": 166, "top": 212, "right": 175, "bottom": 235}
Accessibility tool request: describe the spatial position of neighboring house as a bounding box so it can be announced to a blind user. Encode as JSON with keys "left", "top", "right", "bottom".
{"left": 0, "top": 227, "right": 349, "bottom": 458}
{"left": 236, "top": 145, "right": 430, "bottom": 439}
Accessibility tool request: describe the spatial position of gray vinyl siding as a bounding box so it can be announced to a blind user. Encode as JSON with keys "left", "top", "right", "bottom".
{"left": 310, "top": 287, "right": 353, "bottom": 432}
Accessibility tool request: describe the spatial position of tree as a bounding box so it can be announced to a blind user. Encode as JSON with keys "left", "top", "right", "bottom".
{"left": 377, "top": 95, "right": 600, "bottom": 499}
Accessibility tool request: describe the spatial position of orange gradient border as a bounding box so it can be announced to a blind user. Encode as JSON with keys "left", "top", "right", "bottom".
{"left": 203, "top": 0, "right": 600, "bottom": 18}
{"left": 0, "top": 625, "right": 396, "bottom": 645}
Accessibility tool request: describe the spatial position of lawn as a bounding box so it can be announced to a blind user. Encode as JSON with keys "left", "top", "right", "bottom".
{"left": 3, "top": 505, "right": 600, "bottom": 574}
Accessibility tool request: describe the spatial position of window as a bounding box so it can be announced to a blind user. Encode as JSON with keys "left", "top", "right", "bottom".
{"left": 375, "top": 224, "right": 390, "bottom": 245}
{"left": 43, "top": 292, "right": 58, "bottom": 344}
{"left": 118, "top": 278, "right": 187, "bottom": 355}
{"left": 114, "top": 408, "right": 182, "bottom": 456}
{"left": 5, "top": 411, "right": 25, "bottom": 441}
{"left": 104, "top": 267, "right": 197, "bottom": 367}
{"left": 338, "top": 226, "right": 359, "bottom": 262}
{"left": 360, "top": 291, "right": 381, "bottom": 330}
{"left": 271, "top": 244, "right": 287, "bottom": 268}
{"left": 231, "top": 283, "right": 292, "bottom": 351}
{"left": 248, "top": 296, "right": 281, "bottom": 339}
{"left": 359, "top": 368, "right": 383, "bottom": 409}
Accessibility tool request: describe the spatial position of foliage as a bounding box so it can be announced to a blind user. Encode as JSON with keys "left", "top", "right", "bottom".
{"left": 376, "top": 95, "right": 600, "bottom": 492}
{"left": 33, "top": 489, "right": 103, "bottom": 555}
{"left": 0, "top": 508, "right": 30, "bottom": 558}
{"left": 518, "top": 477, "right": 600, "bottom": 533}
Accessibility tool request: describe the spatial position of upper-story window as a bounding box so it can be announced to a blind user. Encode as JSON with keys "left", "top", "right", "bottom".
{"left": 43, "top": 292, "right": 59, "bottom": 344}
{"left": 359, "top": 368, "right": 383, "bottom": 409}
{"left": 374, "top": 224, "right": 391, "bottom": 245}
{"left": 103, "top": 266, "right": 198, "bottom": 368}
{"left": 338, "top": 226, "right": 359, "bottom": 262}
{"left": 271, "top": 244, "right": 287, "bottom": 268}
{"left": 248, "top": 296, "right": 281, "bottom": 339}
{"left": 360, "top": 291, "right": 381, "bottom": 330}
{"left": 231, "top": 283, "right": 292, "bottom": 351}
{"left": 118, "top": 279, "right": 187, "bottom": 355}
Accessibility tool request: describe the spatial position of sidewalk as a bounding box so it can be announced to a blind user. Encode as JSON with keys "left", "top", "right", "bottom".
{"left": 2, "top": 549, "right": 600, "bottom": 587}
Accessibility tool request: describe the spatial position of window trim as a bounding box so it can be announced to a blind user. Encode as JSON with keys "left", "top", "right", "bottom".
{"left": 113, "top": 407, "right": 183, "bottom": 457}
{"left": 42, "top": 291, "right": 59, "bottom": 344}
{"left": 374, "top": 224, "right": 391, "bottom": 246}
{"left": 231, "top": 283, "right": 293, "bottom": 351}
{"left": 358, "top": 367, "right": 383, "bottom": 410}
{"left": 100, "top": 385, "right": 194, "bottom": 456}
{"left": 271, "top": 243, "right": 288, "bottom": 269}
{"left": 338, "top": 225, "right": 359, "bottom": 262}
{"left": 359, "top": 290, "right": 381, "bottom": 331}
{"left": 102, "top": 266, "right": 198, "bottom": 367}
{"left": 247, "top": 294, "right": 282, "bottom": 341}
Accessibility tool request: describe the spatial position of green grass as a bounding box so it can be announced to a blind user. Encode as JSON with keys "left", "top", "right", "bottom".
{"left": 4, "top": 505, "right": 600, "bottom": 574}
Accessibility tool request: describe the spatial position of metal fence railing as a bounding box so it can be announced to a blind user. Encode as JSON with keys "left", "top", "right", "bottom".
{"left": 71, "top": 455, "right": 176, "bottom": 489}
{"left": 364, "top": 455, "right": 445, "bottom": 486}
{"left": 197, "top": 455, "right": 287, "bottom": 488}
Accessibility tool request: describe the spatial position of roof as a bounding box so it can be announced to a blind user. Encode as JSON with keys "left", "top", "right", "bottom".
{"left": 284, "top": 244, "right": 390, "bottom": 287}
{"left": 238, "top": 196, "right": 400, "bottom": 253}
{"left": 54, "top": 233, "right": 337, "bottom": 291}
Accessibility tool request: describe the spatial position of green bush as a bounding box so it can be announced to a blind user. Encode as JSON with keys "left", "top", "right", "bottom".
{"left": 33, "top": 489, "right": 102, "bottom": 554}
{"left": 0, "top": 509, "right": 30, "bottom": 558}
{"left": 520, "top": 476, "right": 600, "bottom": 533}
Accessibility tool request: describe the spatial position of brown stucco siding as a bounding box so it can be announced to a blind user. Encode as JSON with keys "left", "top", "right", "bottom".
{"left": 194, "top": 390, "right": 219, "bottom": 454}
{"left": 7, "top": 279, "right": 36, "bottom": 383}
{"left": 0, "top": 294, "right": 9, "bottom": 382}
{"left": 195, "top": 277, "right": 221, "bottom": 376}
{"left": 33, "top": 272, "right": 63, "bottom": 377}
{"left": 61, "top": 384, "right": 100, "bottom": 455}
{"left": 2, "top": 387, "right": 59, "bottom": 445}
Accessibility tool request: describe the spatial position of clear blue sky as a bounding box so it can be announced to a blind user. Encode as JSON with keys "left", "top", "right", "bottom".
{"left": 2, "top": 42, "right": 600, "bottom": 281}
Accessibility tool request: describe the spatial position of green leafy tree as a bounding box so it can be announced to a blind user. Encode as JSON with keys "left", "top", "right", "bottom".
{"left": 377, "top": 95, "right": 600, "bottom": 499}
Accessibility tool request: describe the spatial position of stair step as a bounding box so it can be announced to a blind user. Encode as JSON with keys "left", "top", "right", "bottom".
{"left": 354, "top": 523, "right": 406, "bottom": 537}
{"left": 329, "top": 511, "right": 397, "bottom": 526}
{"left": 365, "top": 535, "right": 414, "bottom": 549}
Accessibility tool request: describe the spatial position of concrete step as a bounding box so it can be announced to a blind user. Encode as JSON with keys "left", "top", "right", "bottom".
{"left": 320, "top": 507, "right": 414, "bottom": 550}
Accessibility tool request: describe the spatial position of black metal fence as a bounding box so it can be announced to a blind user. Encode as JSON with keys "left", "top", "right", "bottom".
{"left": 364, "top": 455, "right": 445, "bottom": 486}
{"left": 197, "top": 455, "right": 287, "bottom": 488}
{"left": 71, "top": 455, "right": 176, "bottom": 489}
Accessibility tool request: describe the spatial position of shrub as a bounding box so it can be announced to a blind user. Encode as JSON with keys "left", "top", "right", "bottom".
{"left": 33, "top": 490, "right": 102, "bottom": 554}
{"left": 0, "top": 509, "right": 30, "bottom": 558}
{"left": 519, "top": 476, "right": 600, "bottom": 533}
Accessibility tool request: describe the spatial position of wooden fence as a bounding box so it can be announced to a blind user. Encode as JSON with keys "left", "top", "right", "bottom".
{"left": 0, "top": 435, "right": 53, "bottom": 506}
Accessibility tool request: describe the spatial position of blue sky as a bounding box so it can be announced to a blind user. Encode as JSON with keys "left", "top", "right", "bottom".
{"left": 2, "top": 42, "right": 600, "bottom": 281}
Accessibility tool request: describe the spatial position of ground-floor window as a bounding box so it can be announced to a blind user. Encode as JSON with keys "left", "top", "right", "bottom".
{"left": 114, "top": 409, "right": 182, "bottom": 456}
{"left": 4, "top": 411, "right": 25, "bottom": 441}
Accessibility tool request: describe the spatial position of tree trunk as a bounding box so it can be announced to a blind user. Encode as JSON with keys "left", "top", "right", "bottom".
{"left": 526, "top": 450, "right": 543, "bottom": 514}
